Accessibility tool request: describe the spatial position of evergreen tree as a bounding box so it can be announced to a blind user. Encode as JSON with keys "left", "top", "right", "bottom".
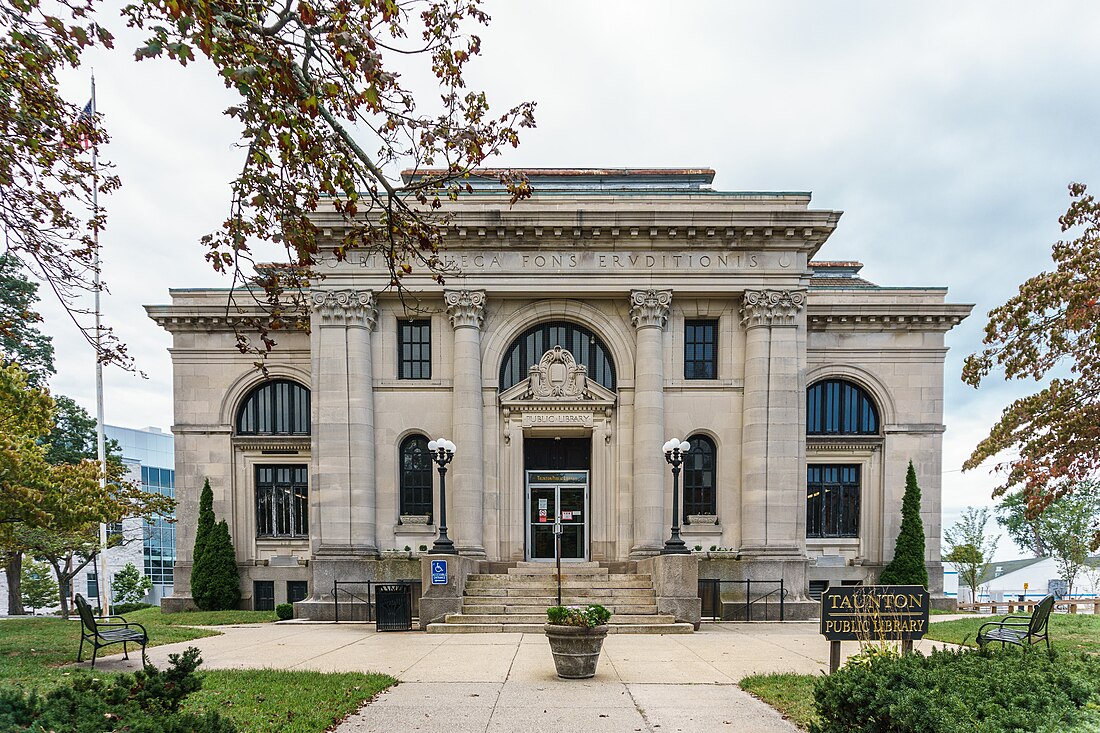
{"left": 190, "top": 479, "right": 215, "bottom": 604}
{"left": 879, "top": 461, "right": 929, "bottom": 587}
{"left": 191, "top": 520, "right": 240, "bottom": 611}
{"left": 20, "top": 558, "right": 58, "bottom": 614}
{"left": 112, "top": 562, "right": 153, "bottom": 606}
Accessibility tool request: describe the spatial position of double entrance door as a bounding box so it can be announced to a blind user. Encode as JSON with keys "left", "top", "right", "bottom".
{"left": 526, "top": 471, "right": 589, "bottom": 561}
{"left": 524, "top": 437, "right": 591, "bottom": 562}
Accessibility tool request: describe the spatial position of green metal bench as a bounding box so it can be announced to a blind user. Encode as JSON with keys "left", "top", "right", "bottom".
{"left": 977, "top": 593, "right": 1054, "bottom": 652}
{"left": 75, "top": 593, "right": 148, "bottom": 667}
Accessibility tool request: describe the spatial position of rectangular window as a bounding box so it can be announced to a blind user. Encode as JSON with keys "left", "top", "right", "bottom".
{"left": 254, "top": 581, "right": 275, "bottom": 611}
{"left": 256, "top": 465, "right": 308, "bottom": 538}
{"left": 398, "top": 320, "right": 432, "bottom": 379}
{"left": 287, "top": 580, "right": 309, "bottom": 604}
{"left": 87, "top": 572, "right": 99, "bottom": 601}
{"left": 807, "top": 464, "right": 860, "bottom": 538}
{"left": 684, "top": 320, "right": 718, "bottom": 380}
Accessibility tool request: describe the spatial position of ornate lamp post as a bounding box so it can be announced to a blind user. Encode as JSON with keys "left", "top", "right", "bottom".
{"left": 661, "top": 437, "right": 692, "bottom": 555}
{"left": 428, "top": 438, "right": 457, "bottom": 554}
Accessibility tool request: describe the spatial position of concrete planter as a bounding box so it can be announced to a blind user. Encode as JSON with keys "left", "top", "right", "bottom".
{"left": 544, "top": 624, "right": 609, "bottom": 679}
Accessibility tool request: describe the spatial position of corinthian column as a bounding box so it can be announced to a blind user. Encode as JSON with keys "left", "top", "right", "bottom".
{"left": 446, "top": 289, "right": 487, "bottom": 557}
{"left": 310, "top": 289, "right": 378, "bottom": 557}
{"left": 630, "top": 288, "right": 671, "bottom": 557}
{"left": 739, "top": 289, "right": 805, "bottom": 555}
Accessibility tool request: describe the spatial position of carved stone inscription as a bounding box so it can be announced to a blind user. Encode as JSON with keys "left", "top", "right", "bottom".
{"left": 337, "top": 250, "right": 788, "bottom": 273}
{"left": 521, "top": 413, "right": 595, "bottom": 428}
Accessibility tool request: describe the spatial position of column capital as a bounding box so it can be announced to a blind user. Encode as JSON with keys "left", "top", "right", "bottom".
{"left": 445, "top": 289, "right": 486, "bottom": 329}
{"left": 630, "top": 289, "right": 672, "bottom": 330}
{"left": 740, "top": 289, "right": 805, "bottom": 329}
{"left": 311, "top": 289, "right": 377, "bottom": 329}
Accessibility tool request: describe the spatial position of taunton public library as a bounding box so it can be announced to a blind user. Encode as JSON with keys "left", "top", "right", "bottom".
{"left": 148, "top": 168, "right": 971, "bottom": 629}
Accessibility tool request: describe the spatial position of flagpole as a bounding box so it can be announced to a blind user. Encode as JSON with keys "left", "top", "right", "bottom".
{"left": 90, "top": 72, "right": 111, "bottom": 618}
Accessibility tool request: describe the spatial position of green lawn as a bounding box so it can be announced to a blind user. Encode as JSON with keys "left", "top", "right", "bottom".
{"left": 0, "top": 609, "right": 396, "bottom": 732}
{"left": 740, "top": 673, "right": 819, "bottom": 730}
{"left": 926, "top": 613, "right": 1100, "bottom": 654}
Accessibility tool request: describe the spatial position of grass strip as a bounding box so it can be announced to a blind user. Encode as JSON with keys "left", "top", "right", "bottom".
{"left": 187, "top": 669, "right": 396, "bottom": 733}
{"left": 0, "top": 615, "right": 217, "bottom": 691}
{"left": 926, "top": 613, "right": 1100, "bottom": 654}
{"left": 739, "top": 672, "right": 819, "bottom": 730}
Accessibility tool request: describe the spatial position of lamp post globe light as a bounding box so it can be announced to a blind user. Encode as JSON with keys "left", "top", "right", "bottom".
{"left": 661, "top": 437, "right": 692, "bottom": 555}
{"left": 427, "top": 438, "right": 457, "bottom": 555}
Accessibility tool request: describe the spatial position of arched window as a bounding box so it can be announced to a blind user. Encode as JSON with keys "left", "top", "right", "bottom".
{"left": 499, "top": 321, "right": 616, "bottom": 392}
{"left": 683, "top": 435, "right": 717, "bottom": 519}
{"left": 400, "top": 435, "right": 433, "bottom": 518}
{"left": 806, "top": 379, "right": 879, "bottom": 436}
{"left": 236, "top": 380, "right": 311, "bottom": 435}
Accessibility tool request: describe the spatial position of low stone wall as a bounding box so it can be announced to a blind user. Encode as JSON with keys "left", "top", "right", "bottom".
{"left": 294, "top": 557, "right": 422, "bottom": 621}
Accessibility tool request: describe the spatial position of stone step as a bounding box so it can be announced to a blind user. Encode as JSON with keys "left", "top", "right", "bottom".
{"left": 426, "top": 622, "right": 695, "bottom": 635}
{"left": 514, "top": 561, "right": 602, "bottom": 569}
{"left": 462, "top": 581, "right": 651, "bottom": 589}
{"left": 463, "top": 586, "right": 656, "bottom": 598}
{"left": 445, "top": 613, "right": 676, "bottom": 625}
{"left": 462, "top": 594, "right": 655, "bottom": 605}
{"left": 462, "top": 604, "right": 659, "bottom": 615}
{"left": 506, "top": 561, "right": 611, "bottom": 572}
{"left": 471, "top": 573, "right": 648, "bottom": 582}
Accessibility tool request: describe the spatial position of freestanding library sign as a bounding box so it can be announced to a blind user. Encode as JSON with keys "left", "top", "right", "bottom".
{"left": 820, "top": 585, "right": 930, "bottom": 673}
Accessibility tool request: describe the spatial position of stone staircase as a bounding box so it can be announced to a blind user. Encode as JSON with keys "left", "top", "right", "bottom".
{"left": 426, "top": 562, "right": 694, "bottom": 634}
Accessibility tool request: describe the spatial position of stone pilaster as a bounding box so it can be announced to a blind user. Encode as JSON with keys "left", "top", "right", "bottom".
{"left": 739, "top": 289, "right": 805, "bottom": 557}
{"left": 310, "top": 289, "right": 378, "bottom": 558}
{"left": 445, "top": 289, "right": 487, "bottom": 557}
{"left": 630, "top": 288, "right": 671, "bottom": 557}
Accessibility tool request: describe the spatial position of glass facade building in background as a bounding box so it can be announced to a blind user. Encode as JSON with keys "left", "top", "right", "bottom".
{"left": 104, "top": 425, "right": 176, "bottom": 604}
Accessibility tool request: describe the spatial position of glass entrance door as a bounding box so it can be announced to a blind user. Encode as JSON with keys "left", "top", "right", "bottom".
{"left": 526, "top": 471, "right": 588, "bottom": 561}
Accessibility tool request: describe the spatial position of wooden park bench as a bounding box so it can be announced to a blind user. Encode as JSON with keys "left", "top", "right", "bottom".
{"left": 977, "top": 593, "right": 1055, "bottom": 652}
{"left": 75, "top": 594, "right": 148, "bottom": 667}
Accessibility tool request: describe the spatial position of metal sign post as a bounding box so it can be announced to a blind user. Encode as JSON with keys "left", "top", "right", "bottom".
{"left": 554, "top": 516, "right": 563, "bottom": 607}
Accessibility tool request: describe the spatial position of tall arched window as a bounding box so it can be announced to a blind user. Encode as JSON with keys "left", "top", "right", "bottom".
{"left": 400, "top": 435, "right": 433, "bottom": 518}
{"left": 499, "top": 321, "right": 616, "bottom": 391}
{"left": 806, "top": 379, "right": 879, "bottom": 435}
{"left": 683, "top": 435, "right": 717, "bottom": 519}
{"left": 236, "top": 379, "right": 311, "bottom": 435}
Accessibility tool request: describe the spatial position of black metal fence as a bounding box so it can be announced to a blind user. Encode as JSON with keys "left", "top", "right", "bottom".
{"left": 698, "top": 579, "right": 786, "bottom": 621}
{"left": 333, "top": 579, "right": 422, "bottom": 623}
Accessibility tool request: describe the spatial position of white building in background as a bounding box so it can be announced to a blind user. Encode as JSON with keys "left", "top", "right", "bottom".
{"left": 0, "top": 425, "right": 175, "bottom": 615}
{"left": 955, "top": 556, "right": 1100, "bottom": 604}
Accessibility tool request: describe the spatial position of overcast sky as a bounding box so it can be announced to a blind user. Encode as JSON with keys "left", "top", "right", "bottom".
{"left": 42, "top": 2, "right": 1100, "bottom": 559}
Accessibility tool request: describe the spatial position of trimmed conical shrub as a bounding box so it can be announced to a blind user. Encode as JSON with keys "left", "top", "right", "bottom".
{"left": 879, "top": 461, "right": 929, "bottom": 587}
{"left": 191, "top": 519, "right": 241, "bottom": 611}
{"left": 190, "top": 478, "right": 216, "bottom": 604}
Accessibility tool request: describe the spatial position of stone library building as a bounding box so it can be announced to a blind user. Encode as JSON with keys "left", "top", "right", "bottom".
{"left": 149, "top": 168, "right": 971, "bottom": 627}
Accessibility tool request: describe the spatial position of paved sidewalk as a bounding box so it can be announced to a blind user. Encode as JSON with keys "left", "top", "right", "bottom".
{"left": 86, "top": 622, "right": 957, "bottom": 732}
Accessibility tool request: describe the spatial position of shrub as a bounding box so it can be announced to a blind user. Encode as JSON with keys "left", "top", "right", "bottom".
{"left": 546, "top": 604, "right": 611, "bottom": 627}
{"left": 276, "top": 602, "right": 294, "bottom": 620}
{"left": 811, "top": 647, "right": 1100, "bottom": 733}
{"left": 879, "top": 461, "right": 929, "bottom": 587}
{"left": 0, "top": 647, "right": 237, "bottom": 732}
{"left": 191, "top": 520, "right": 240, "bottom": 611}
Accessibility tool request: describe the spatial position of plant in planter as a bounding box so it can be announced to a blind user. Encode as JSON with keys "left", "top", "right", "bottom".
{"left": 545, "top": 604, "right": 612, "bottom": 679}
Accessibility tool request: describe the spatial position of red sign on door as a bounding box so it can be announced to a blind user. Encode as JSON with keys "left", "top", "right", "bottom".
{"left": 539, "top": 509, "right": 547, "bottom": 522}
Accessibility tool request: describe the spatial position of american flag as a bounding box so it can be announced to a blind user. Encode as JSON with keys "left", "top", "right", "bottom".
{"left": 75, "top": 99, "right": 94, "bottom": 150}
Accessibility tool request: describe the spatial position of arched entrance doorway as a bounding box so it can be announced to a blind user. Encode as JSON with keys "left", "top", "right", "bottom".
{"left": 498, "top": 323, "right": 617, "bottom": 562}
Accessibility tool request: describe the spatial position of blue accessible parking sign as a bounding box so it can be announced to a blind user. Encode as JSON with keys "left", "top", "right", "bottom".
{"left": 431, "top": 559, "right": 448, "bottom": 585}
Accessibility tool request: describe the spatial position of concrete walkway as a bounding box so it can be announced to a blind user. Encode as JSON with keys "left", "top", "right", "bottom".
{"left": 86, "top": 622, "right": 958, "bottom": 732}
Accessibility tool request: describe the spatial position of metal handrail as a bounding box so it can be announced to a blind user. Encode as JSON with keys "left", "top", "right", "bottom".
{"left": 698, "top": 579, "right": 786, "bottom": 621}
{"left": 333, "top": 580, "right": 374, "bottom": 623}
{"left": 332, "top": 579, "right": 423, "bottom": 623}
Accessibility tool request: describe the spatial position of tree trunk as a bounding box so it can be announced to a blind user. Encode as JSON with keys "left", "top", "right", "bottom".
{"left": 5, "top": 551, "right": 24, "bottom": 615}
